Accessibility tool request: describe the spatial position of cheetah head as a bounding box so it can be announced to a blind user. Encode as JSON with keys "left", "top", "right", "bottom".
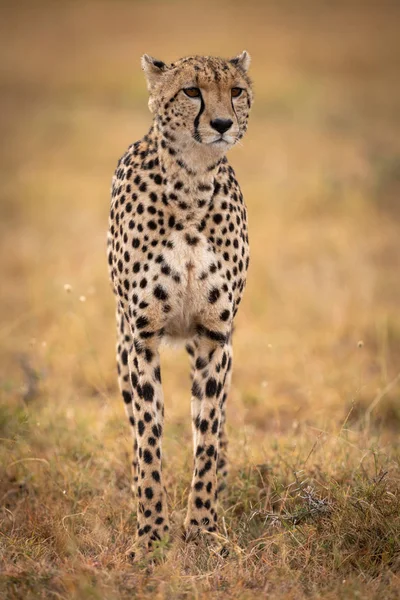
{"left": 141, "top": 52, "right": 253, "bottom": 162}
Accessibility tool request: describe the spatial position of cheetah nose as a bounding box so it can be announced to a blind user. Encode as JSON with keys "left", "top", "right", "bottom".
{"left": 210, "top": 118, "right": 233, "bottom": 134}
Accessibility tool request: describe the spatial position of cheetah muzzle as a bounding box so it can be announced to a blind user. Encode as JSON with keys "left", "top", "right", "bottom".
{"left": 107, "top": 51, "right": 253, "bottom": 557}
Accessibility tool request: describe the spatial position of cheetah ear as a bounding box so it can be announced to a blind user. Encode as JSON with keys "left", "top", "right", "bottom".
{"left": 141, "top": 54, "right": 167, "bottom": 87}
{"left": 229, "top": 50, "right": 251, "bottom": 73}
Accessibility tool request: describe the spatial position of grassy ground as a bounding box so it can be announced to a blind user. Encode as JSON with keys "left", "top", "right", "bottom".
{"left": 1, "top": 1, "right": 400, "bottom": 598}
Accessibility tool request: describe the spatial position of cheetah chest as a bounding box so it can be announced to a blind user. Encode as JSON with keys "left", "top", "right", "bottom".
{"left": 159, "top": 228, "right": 223, "bottom": 341}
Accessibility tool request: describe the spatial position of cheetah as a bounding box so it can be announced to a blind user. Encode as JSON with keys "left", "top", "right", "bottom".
{"left": 107, "top": 51, "right": 253, "bottom": 556}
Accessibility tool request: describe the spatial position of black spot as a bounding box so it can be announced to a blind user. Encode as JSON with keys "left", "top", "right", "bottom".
{"left": 136, "top": 315, "right": 149, "bottom": 329}
{"left": 145, "top": 348, "right": 153, "bottom": 363}
{"left": 213, "top": 213, "right": 223, "bottom": 225}
{"left": 195, "top": 357, "right": 207, "bottom": 370}
{"left": 207, "top": 445, "right": 215, "bottom": 457}
{"left": 142, "top": 383, "right": 154, "bottom": 402}
{"left": 154, "top": 366, "right": 161, "bottom": 382}
{"left": 152, "top": 59, "right": 165, "bottom": 69}
{"left": 185, "top": 233, "right": 199, "bottom": 246}
{"left": 213, "top": 180, "right": 221, "bottom": 196}
{"left": 122, "top": 390, "right": 132, "bottom": 404}
{"left": 200, "top": 419, "right": 208, "bottom": 433}
{"left": 198, "top": 183, "right": 212, "bottom": 192}
{"left": 145, "top": 487, "right": 153, "bottom": 500}
{"left": 221, "top": 353, "right": 227, "bottom": 369}
{"left": 206, "top": 378, "right": 217, "bottom": 397}
{"left": 140, "top": 331, "right": 155, "bottom": 340}
{"left": 192, "top": 380, "right": 203, "bottom": 400}
{"left": 209, "top": 288, "right": 220, "bottom": 304}
{"left": 154, "top": 285, "right": 168, "bottom": 301}
{"left": 196, "top": 445, "right": 204, "bottom": 456}
{"left": 199, "top": 460, "right": 212, "bottom": 478}
{"left": 143, "top": 449, "right": 153, "bottom": 464}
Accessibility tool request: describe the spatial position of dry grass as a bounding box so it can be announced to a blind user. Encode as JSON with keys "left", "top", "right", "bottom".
{"left": 1, "top": 1, "right": 400, "bottom": 598}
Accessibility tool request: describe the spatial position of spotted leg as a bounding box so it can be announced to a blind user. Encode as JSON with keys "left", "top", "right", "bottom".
{"left": 184, "top": 336, "right": 231, "bottom": 537}
{"left": 185, "top": 339, "right": 201, "bottom": 456}
{"left": 186, "top": 339, "right": 232, "bottom": 494}
{"left": 128, "top": 335, "right": 170, "bottom": 553}
{"left": 116, "top": 304, "right": 138, "bottom": 493}
{"left": 217, "top": 341, "right": 233, "bottom": 492}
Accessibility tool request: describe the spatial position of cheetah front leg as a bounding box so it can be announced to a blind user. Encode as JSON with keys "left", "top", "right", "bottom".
{"left": 115, "top": 305, "right": 139, "bottom": 493}
{"left": 217, "top": 342, "right": 233, "bottom": 492}
{"left": 185, "top": 339, "right": 201, "bottom": 454}
{"left": 186, "top": 339, "right": 232, "bottom": 494}
{"left": 127, "top": 336, "right": 170, "bottom": 556}
{"left": 184, "top": 337, "right": 230, "bottom": 538}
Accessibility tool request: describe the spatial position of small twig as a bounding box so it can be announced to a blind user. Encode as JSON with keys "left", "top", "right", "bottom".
{"left": 61, "top": 512, "right": 85, "bottom": 535}
{"left": 7, "top": 457, "right": 49, "bottom": 474}
{"left": 303, "top": 433, "right": 323, "bottom": 467}
{"left": 374, "top": 470, "right": 388, "bottom": 485}
{"left": 339, "top": 400, "right": 355, "bottom": 434}
{"left": 222, "top": 515, "right": 228, "bottom": 538}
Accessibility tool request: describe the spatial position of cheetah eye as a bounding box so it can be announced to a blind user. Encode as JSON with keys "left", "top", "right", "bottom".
{"left": 231, "top": 87, "right": 243, "bottom": 98}
{"left": 184, "top": 87, "right": 201, "bottom": 98}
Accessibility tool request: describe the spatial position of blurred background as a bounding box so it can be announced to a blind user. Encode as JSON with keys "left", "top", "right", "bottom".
{"left": 1, "top": 0, "right": 400, "bottom": 595}
{"left": 1, "top": 0, "right": 399, "bottom": 425}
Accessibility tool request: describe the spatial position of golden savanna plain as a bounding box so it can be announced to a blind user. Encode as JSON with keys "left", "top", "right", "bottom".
{"left": 1, "top": 1, "right": 400, "bottom": 598}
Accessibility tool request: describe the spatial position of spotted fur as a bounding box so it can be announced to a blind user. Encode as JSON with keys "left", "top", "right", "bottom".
{"left": 107, "top": 51, "right": 253, "bottom": 554}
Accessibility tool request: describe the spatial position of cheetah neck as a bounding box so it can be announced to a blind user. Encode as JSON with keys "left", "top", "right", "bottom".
{"left": 151, "top": 123, "right": 226, "bottom": 220}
